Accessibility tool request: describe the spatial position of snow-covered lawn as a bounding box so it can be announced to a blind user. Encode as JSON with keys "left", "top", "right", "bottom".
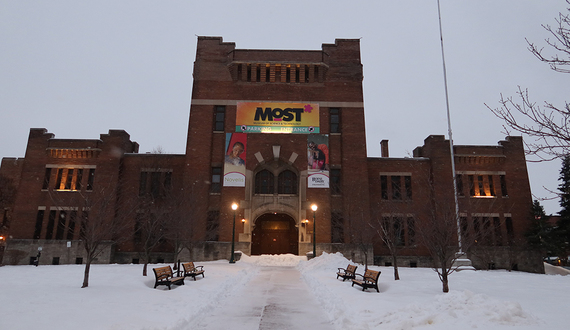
{"left": 0, "top": 253, "right": 568, "bottom": 329}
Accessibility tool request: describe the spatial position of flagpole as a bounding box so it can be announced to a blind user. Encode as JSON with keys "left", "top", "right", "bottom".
{"left": 437, "top": 0, "right": 462, "bottom": 253}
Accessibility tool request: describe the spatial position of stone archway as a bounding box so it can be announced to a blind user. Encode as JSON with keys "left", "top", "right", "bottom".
{"left": 251, "top": 213, "right": 298, "bottom": 255}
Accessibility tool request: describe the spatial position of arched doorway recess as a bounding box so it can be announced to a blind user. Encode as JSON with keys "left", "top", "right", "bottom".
{"left": 251, "top": 213, "right": 298, "bottom": 255}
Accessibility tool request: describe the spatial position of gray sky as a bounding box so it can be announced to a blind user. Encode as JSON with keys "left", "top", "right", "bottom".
{"left": 1, "top": 0, "right": 567, "bottom": 214}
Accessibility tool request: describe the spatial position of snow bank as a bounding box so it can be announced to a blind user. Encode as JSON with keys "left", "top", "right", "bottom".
{"left": 240, "top": 252, "right": 304, "bottom": 267}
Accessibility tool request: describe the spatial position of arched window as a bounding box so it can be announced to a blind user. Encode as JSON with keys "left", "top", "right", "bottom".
{"left": 255, "top": 170, "right": 274, "bottom": 194}
{"left": 278, "top": 170, "right": 298, "bottom": 194}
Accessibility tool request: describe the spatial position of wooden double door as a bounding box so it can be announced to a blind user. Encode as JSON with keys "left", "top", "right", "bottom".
{"left": 251, "top": 213, "right": 298, "bottom": 255}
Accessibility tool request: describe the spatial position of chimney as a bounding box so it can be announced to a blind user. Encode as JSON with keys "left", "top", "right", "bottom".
{"left": 380, "top": 140, "right": 389, "bottom": 157}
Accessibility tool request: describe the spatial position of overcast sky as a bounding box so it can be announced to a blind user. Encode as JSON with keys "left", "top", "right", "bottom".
{"left": 1, "top": 0, "right": 568, "bottom": 214}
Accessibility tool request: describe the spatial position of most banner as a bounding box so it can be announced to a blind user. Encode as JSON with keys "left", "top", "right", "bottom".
{"left": 236, "top": 102, "right": 319, "bottom": 134}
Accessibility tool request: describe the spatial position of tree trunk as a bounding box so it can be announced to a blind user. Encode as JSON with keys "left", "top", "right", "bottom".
{"left": 441, "top": 271, "right": 449, "bottom": 293}
{"left": 143, "top": 262, "right": 148, "bottom": 276}
{"left": 393, "top": 254, "right": 400, "bottom": 280}
{"left": 82, "top": 261, "right": 91, "bottom": 288}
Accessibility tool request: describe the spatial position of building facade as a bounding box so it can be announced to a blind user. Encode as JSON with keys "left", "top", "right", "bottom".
{"left": 0, "top": 37, "right": 541, "bottom": 272}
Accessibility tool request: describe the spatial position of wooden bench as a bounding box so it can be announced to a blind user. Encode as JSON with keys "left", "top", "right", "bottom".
{"left": 153, "top": 266, "right": 185, "bottom": 290}
{"left": 336, "top": 264, "right": 358, "bottom": 281}
{"left": 352, "top": 269, "right": 381, "bottom": 292}
{"left": 181, "top": 262, "right": 205, "bottom": 281}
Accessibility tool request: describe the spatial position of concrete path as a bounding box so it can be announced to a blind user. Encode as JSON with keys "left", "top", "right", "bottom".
{"left": 193, "top": 266, "right": 334, "bottom": 330}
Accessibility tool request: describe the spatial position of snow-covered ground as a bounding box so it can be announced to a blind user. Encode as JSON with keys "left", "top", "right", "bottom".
{"left": 0, "top": 252, "right": 568, "bottom": 330}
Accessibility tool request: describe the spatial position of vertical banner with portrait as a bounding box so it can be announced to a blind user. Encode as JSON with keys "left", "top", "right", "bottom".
{"left": 307, "top": 134, "right": 329, "bottom": 188}
{"left": 223, "top": 133, "right": 247, "bottom": 187}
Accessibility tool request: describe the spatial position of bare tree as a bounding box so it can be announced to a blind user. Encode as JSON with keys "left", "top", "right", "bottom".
{"left": 76, "top": 181, "right": 133, "bottom": 288}
{"left": 375, "top": 215, "right": 405, "bottom": 280}
{"left": 417, "top": 202, "right": 466, "bottom": 293}
{"left": 487, "top": 2, "right": 570, "bottom": 161}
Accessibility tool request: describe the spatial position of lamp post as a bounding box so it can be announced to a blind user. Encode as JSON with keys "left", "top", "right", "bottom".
{"left": 230, "top": 203, "right": 238, "bottom": 263}
{"left": 311, "top": 204, "right": 317, "bottom": 258}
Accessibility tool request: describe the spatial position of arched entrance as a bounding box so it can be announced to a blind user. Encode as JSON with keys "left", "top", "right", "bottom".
{"left": 251, "top": 213, "right": 298, "bottom": 255}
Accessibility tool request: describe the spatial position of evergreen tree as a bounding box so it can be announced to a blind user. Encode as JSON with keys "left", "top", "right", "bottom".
{"left": 526, "top": 200, "right": 553, "bottom": 256}
{"left": 556, "top": 156, "right": 570, "bottom": 264}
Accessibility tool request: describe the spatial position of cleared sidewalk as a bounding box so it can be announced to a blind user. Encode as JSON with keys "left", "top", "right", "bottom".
{"left": 192, "top": 266, "right": 334, "bottom": 330}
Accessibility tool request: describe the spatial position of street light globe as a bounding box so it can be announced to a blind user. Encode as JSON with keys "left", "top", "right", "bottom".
{"left": 231, "top": 203, "right": 238, "bottom": 211}
{"left": 311, "top": 204, "right": 318, "bottom": 212}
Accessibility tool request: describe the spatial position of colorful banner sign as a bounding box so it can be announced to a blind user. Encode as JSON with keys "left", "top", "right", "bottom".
{"left": 307, "top": 134, "right": 329, "bottom": 188}
{"left": 223, "top": 133, "right": 247, "bottom": 187}
{"left": 236, "top": 102, "right": 319, "bottom": 134}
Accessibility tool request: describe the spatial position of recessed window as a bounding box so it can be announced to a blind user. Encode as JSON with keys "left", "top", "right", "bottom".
{"left": 214, "top": 106, "right": 225, "bottom": 132}
{"left": 211, "top": 167, "right": 222, "bottom": 193}
{"left": 255, "top": 170, "right": 274, "bottom": 194}
{"left": 277, "top": 170, "right": 297, "bottom": 194}
{"left": 330, "top": 108, "right": 341, "bottom": 133}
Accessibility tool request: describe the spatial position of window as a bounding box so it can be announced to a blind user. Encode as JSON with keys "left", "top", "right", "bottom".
{"left": 214, "top": 106, "right": 225, "bottom": 131}
{"left": 330, "top": 169, "right": 341, "bottom": 195}
{"left": 331, "top": 212, "right": 344, "bottom": 243}
{"left": 206, "top": 211, "right": 220, "bottom": 241}
{"left": 468, "top": 175, "right": 496, "bottom": 197}
{"left": 150, "top": 172, "right": 161, "bottom": 198}
{"left": 380, "top": 175, "right": 388, "bottom": 200}
{"left": 404, "top": 176, "right": 412, "bottom": 199}
{"left": 139, "top": 170, "right": 173, "bottom": 197}
{"left": 55, "top": 211, "right": 67, "bottom": 240}
{"left": 391, "top": 176, "right": 402, "bottom": 200}
{"left": 278, "top": 170, "right": 297, "bottom": 194}
{"left": 330, "top": 108, "right": 341, "bottom": 133}
{"left": 393, "top": 217, "right": 404, "bottom": 246}
{"left": 500, "top": 175, "right": 508, "bottom": 197}
{"left": 52, "top": 257, "right": 60, "bottom": 265}
{"left": 407, "top": 217, "right": 415, "bottom": 245}
{"left": 493, "top": 217, "right": 502, "bottom": 246}
{"left": 45, "top": 210, "right": 56, "bottom": 240}
{"left": 34, "top": 210, "right": 44, "bottom": 239}
{"left": 75, "top": 257, "right": 83, "bottom": 264}
{"left": 505, "top": 217, "right": 514, "bottom": 242}
{"left": 51, "top": 168, "right": 85, "bottom": 191}
{"left": 255, "top": 170, "right": 274, "bottom": 194}
{"left": 67, "top": 211, "right": 77, "bottom": 240}
{"left": 211, "top": 167, "right": 222, "bottom": 193}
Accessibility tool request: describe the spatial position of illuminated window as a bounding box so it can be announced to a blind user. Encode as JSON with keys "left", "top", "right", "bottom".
{"left": 468, "top": 175, "right": 496, "bottom": 197}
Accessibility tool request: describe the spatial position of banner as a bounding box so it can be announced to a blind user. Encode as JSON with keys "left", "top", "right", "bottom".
{"left": 236, "top": 102, "right": 319, "bottom": 134}
{"left": 223, "top": 133, "right": 247, "bottom": 187}
{"left": 307, "top": 135, "right": 329, "bottom": 188}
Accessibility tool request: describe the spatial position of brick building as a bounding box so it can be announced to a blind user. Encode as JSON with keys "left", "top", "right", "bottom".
{"left": 0, "top": 37, "right": 541, "bottom": 272}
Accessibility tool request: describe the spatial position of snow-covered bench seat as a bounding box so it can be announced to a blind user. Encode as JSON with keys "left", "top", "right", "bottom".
{"left": 352, "top": 269, "right": 381, "bottom": 292}
{"left": 336, "top": 264, "right": 358, "bottom": 281}
{"left": 153, "top": 266, "right": 185, "bottom": 290}
{"left": 181, "top": 262, "right": 205, "bottom": 281}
